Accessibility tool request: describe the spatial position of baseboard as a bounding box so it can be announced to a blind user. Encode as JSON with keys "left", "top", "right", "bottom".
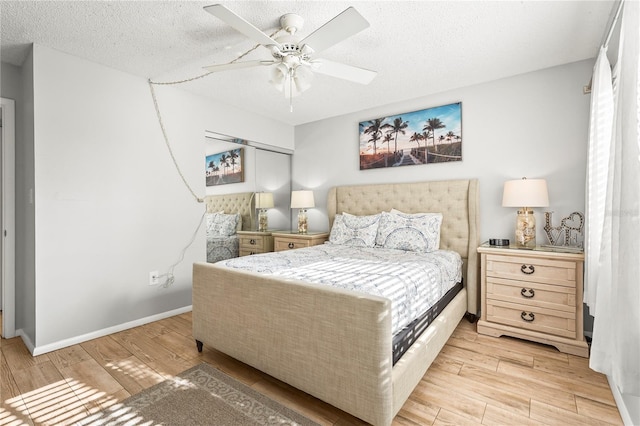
{"left": 31, "top": 305, "right": 193, "bottom": 356}
{"left": 16, "top": 328, "right": 36, "bottom": 354}
{"left": 608, "top": 374, "right": 640, "bottom": 426}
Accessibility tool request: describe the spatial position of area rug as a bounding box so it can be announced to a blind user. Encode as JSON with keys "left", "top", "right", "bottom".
{"left": 77, "top": 363, "right": 320, "bottom": 425}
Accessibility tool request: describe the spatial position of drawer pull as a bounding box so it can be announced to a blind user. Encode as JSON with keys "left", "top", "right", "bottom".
{"left": 521, "top": 311, "right": 535, "bottom": 322}
{"left": 288, "top": 242, "right": 295, "bottom": 249}
{"left": 520, "top": 264, "right": 535, "bottom": 275}
{"left": 520, "top": 288, "right": 535, "bottom": 298}
{"left": 249, "top": 251, "right": 256, "bottom": 255}
{"left": 250, "top": 239, "right": 256, "bottom": 245}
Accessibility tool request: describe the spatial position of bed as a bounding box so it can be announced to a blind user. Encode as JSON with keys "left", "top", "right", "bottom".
{"left": 193, "top": 179, "right": 480, "bottom": 425}
{"left": 204, "top": 192, "right": 254, "bottom": 263}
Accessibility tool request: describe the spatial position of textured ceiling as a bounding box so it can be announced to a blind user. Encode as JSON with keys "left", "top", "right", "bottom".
{"left": 1, "top": 1, "right": 615, "bottom": 126}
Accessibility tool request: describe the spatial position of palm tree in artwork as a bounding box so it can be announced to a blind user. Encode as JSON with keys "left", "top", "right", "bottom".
{"left": 363, "top": 118, "right": 385, "bottom": 154}
{"left": 446, "top": 131, "right": 455, "bottom": 143}
{"left": 219, "top": 154, "right": 229, "bottom": 176}
{"left": 227, "top": 149, "right": 239, "bottom": 173}
{"left": 423, "top": 118, "right": 446, "bottom": 152}
{"left": 382, "top": 133, "right": 393, "bottom": 154}
{"left": 409, "top": 132, "right": 421, "bottom": 150}
{"left": 382, "top": 117, "right": 409, "bottom": 154}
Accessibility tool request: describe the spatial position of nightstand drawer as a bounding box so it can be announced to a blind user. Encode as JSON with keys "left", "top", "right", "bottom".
{"left": 486, "top": 299, "right": 576, "bottom": 339}
{"left": 272, "top": 232, "right": 329, "bottom": 252}
{"left": 274, "top": 238, "right": 310, "bottom": 251}
{"left": 239, "top": 235, "right": 268, "bottom": 250}
{"left": 485, "top": 254, "right": 576, "bottom": 287}
{"left": 486, "top": 277, "right": 576, "bottom": 313}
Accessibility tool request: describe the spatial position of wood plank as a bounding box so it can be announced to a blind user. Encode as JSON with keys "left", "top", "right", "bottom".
{"left": 434, "top": 408, "right": 484, "bottom": 426}
{"left": 412, "top": 378, "right": 487, "bottom": 423}
{"left": 481, "top": 404, "right": 545, "bottom": 426}
{"left": 575, "top": 396, "right": 623, "bottom": 425}
{"left": 438, "top": 345, "right": 499, "bottom": 372}
{"left": 498, "top": 360, "right": 616, "bottom": 406}
{"left": 394, "top": 397, "right": 440, "bottom": 425}
{"left": 152, "top": 331, "right": 201, "bottom": 361}
{"left": 426, "top": 363, "right": 531, "bottom": 417}
{"left": 533, "top": 356, "right": 610, "bottom": 388}
{"left": 458, "top": 364, "right": 578, "bottom": 413}
{"left": 447, "top": 333, "right": 534, "bottom": 367}
{"left": 47, "top": 344, "right": 92, "bottom": 370}
{"left": 530, "top": 399, "right": 617, "bottom": 426}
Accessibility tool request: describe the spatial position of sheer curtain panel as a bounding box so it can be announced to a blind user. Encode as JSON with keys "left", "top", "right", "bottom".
{"left": 588, "top": 0, "right": 640, "bottom": 398}
{"left": 584, "top": 47, "right": 614, "bottom": 311}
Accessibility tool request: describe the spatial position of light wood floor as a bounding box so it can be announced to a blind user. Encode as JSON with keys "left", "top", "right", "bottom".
{"left": 1, "top": 312, "right": 622, "bottom": 426}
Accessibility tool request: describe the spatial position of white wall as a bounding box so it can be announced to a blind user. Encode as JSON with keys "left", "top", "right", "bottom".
{"left": 30, "top": 44, "right": 293, "bottom": 351}
{"left": 293, "top": 60, "right": 592, "bottom": 244}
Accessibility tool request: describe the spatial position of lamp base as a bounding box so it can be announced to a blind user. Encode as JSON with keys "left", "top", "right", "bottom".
{"left": 297, "top": 209, "right": 308, "bottom": 234}
{"left": 515, "top": 209, "right": 536, "bottom": 249}
{"left": 258, "top": 209, "right": 268, "bottom": 232}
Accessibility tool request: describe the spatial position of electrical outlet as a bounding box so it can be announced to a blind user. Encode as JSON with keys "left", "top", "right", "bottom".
{"left": 149, "top": 271, "right": 159, "bottom": 286}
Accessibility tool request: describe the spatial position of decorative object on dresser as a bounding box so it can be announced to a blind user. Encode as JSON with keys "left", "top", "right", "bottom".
{"left": 502, "top": 177, "right": 549, "bottom": 249}
{"left": 255, "top": 192, "right": 274, "bottom": 232}
{"left": 543, "top": 211, "right": 584, "bottom": 249}
{"left": 477, "top": 243, "right": 589, "bottom": 357}
{"left": 237, "top": 230, "right": 274, "bottom": 256}
{"left": 272, "top": 231, "right": 329, "bottom": 252}
{"left": 290, "top": 190, "right": 315, "bottom": 234}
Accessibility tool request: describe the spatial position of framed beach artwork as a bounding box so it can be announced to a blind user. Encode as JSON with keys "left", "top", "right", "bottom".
{"left": 205, "top": 148, "right": 244, "bottom": 186}
{"left": 359, "top": 102, "right": 462, "bottom": 170}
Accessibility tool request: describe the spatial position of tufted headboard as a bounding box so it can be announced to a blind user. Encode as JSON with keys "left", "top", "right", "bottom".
{"left": 204, "top": 192, "right": 255, "bottom": 231}
{"left": 327, "top": 179, "right": 480, "bottom": 315}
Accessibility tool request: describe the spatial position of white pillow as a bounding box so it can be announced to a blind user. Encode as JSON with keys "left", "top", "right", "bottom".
{"left": 329, "top": 212, "right": 381, "bottom": 247}
{"left": 375, "top": 211, "right": 442, "bottom": 252}
{"left": 206, "top": 212, "right": 240, "bottom": 237}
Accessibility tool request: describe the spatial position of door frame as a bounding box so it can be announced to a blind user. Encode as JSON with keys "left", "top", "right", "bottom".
{"left": 1, "top": 97, "right": 16, "bottom": 338}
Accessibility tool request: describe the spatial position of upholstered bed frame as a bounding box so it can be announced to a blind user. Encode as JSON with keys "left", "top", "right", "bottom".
{"left": 204, "top": 191, "right": 254, "bottom": 230}
{"left": 193, "top": 179, "right": 480, "bottom": 425}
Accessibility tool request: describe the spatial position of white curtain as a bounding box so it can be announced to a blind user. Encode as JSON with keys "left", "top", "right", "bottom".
{"left": 584, "top": 47, "right": 614, "bottom": 311}
{"left": 588, "top": 0, "right": 640, "bottom": 397}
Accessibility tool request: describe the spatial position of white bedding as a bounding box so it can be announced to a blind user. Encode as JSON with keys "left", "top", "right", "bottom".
{"left": 219, "top": 243, "right": 462, "bottom": 336}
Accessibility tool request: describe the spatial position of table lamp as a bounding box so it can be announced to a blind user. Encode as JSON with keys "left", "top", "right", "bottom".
{"left": 290, "top": 190, "right": 315, "bottom": 234}
{"left": 255, "top": 192, "right": 274, "bottom": 232}
{"left": 502, "top": 178, "right": 549, "bottom": 249}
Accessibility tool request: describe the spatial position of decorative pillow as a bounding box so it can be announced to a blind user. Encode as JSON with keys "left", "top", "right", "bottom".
{"left": 375, "top": 211, "right": 443, "bottom": 252}
{"left": 329, "top": 212, "right": 381, "bottom": 247}
{"left": 206, "top": 212, "right": 240, "bottom": 237}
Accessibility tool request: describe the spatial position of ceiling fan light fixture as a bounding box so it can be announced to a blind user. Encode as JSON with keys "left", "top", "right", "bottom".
{"left": 269, "top": 63, "right": 289, "bottom": 92}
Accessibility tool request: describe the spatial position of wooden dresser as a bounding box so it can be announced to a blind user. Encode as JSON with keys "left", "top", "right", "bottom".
{"left": 272, "top": 231, "right": 330, "bottom": 252}
{"left": 237, "top": 230, "right": 274, "bottom": 256}
{"left": 477, "top": 243, "right": 589, "bottom": 357}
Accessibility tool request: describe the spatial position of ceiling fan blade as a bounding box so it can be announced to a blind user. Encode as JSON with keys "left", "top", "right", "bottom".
{"left": 311, "top": 59, "right": 377, "bottom": 85}
{"left": 204, "top": 60, "right": 275, "bottom": 73}
{"left": 204, "top": 4, "right": 280, "bottom": 48}
{"left": 300, "top": 7, "right": 369, "bottom": 54}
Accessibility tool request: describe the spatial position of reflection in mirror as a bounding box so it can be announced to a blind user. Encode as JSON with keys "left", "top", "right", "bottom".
{"left": 204, "top": 131, "right": 292, "bottom": 233}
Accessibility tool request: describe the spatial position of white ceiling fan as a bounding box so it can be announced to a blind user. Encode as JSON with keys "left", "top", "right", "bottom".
{"left": 203, "top": 4, "right": 377, "bottom": 110}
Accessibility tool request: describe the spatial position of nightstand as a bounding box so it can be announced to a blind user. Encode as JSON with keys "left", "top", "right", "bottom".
{"left": 477, "top": 243, "right": 589, "bottom": 357}
{"left": 237, "top": 230, "right": 274, "bottom": 256}
{"left": 272, "top": 231, "right": 330, "bottom": 252}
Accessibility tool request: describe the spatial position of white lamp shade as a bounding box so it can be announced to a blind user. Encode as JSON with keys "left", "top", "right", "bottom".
{"left": 291, "top": 190, "right": 315, "bottom": 209}
{"left": 255, "top": 192, "right": 274, "bottom": 209}
{"left": 502, "top": 178, "right": 549, "bottom": 208}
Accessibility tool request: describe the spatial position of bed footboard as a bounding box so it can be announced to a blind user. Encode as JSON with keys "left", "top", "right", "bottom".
{"left": 192, "top": 261, "right": 395, "bottom": 425}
